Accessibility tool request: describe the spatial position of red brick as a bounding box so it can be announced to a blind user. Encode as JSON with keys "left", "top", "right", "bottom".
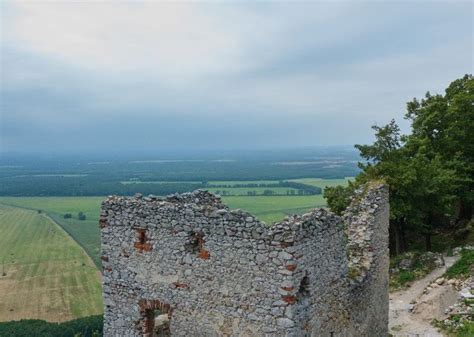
{"left": 282, "top": 295, "right": 296, "bottom": 304}
{"left": 198, "top": 249, "right": 210, "bottom": 260}
{"left": 286, "top": 264, "right": 297, "bottom": 271}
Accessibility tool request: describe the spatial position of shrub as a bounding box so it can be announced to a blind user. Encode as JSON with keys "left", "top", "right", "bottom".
{"left": 445, "top": 249, "right": 474, "bottom": 279}
{"left": 78, "top": 212, "right": 86, "bottom": 221}
{"left": 398, "top": 270, "right": 416, "bottom": 284}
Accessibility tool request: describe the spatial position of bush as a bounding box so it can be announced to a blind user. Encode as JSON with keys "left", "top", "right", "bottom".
{"left": 398, "top": 270, "right": 416, "bottom": 284}
{"left": 78, "top": 212, "right": 86, "bottom": 221}
{"left": 457, "top": 322, "right": 474, "bottom": 337}
{"left": 445, "top": 249, "right": 474, "bottom": 279}
{"left": 63, "top": 213, "right": 72, "bottom": 219}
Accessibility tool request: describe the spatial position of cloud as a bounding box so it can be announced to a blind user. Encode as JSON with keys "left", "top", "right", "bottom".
{"left": 1, "top": 0, "right": 472, "bottom": 153}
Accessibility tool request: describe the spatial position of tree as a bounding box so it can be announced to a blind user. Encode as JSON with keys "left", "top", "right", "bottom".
{"left": 405, "top": 74, "right": 473, "bottom": 222}
{"left": 348, "top": 74, "right": 473, "bottom": 254}
{"left": 78, "top": 212, "right": 86, "bottom": 221}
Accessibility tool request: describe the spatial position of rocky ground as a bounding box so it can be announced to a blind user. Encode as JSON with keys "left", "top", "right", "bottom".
{"left": 389, "top": 255, "right": 458, "bottom": 336}
{"left": 389, "top": 247, "right": 474, "bottom": 337}
{"left": 433, "top": 276, "right": 474, "bottom": 333}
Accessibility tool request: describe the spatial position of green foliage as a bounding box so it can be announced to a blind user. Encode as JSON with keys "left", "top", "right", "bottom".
{"left": 0, "top": 315, "right": 103, "bottom": 337}
{"left": 445, "top": 249, "right": 474, "bottom": 279}
{"left": 355, "top": 74, "right": 474, "bottom": 253}
{"left": 397, "top": 270, "right": 416, "bottom": 284}
{"left": 456, "top": 323, "right": 474, "bottom": 337}
{"left": 323, "top": 184, "right": 353, "bottom": 215}
{"left": 78, "top": 211, "right": 87, "bottom": 221}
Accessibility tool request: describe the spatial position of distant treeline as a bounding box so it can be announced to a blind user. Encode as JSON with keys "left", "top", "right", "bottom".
{"left": 0, "top": 315, "right": 103, "bottom": 337}
{"left": 0, "top": 178, "right": 204, "bottom": 197}
{"left": 0, "top": 178, "right": 321, "bottom": 197}
{"left": 211, "top": 181, "right": 322, "bottom": 195}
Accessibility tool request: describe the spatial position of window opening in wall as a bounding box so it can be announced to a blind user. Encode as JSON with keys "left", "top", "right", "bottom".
{"left": 139, "top": 300, "right": 172, "bottom": 337}
{"left": 184, "top": 232, "right": 201, "bottom": 253}
{"left": 298, "top": 275, "right": 310, "bottom": 299}
{"left": 139, "top": 230, "right": 146, "bottom": 245}
{"left": 134, "top": 229, "right": 152, "bottom": 252}
{"left": 184, "top": 232, "right": 210, "bottom": 259}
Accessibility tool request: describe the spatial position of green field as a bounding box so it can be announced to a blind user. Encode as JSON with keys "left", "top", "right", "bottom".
{"left": 223, "top": 195, "right": 327, "bottom": 223}
{"left": 0, "top": 205, "right": 102, "bottom": 322}
{"left": 289, "top": 177, "right": 353, "bottom": 189}
{"left": 0, "top": 197, "right": 103, "bottom": 267}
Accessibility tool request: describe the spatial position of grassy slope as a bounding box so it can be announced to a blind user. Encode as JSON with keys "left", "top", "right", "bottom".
{"left": 0, "top": 205, "right": 102, "bottom": 322}
{"left": 0, "top": 197, "right": 103, "bottom": 267}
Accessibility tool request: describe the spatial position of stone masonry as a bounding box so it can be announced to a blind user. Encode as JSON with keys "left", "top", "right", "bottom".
{"left": 100, "top": 182, "right": 389, "bottom": 337}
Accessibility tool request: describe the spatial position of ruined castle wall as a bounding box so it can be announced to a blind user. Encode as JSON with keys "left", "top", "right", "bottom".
{"left": 345, "top": 183, "right": 390, "bottom": 336}
{"left": 100, "top": 183, "right": 389, "bottom": 337}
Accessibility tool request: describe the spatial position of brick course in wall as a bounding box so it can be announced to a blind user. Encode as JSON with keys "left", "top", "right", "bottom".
{"left": 100, "top": 183, "right": 389, "bottom": 337}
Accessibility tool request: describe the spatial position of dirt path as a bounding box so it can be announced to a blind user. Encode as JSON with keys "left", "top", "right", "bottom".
{"left": 389, "top": 256, "right": 459, "bottom": 337}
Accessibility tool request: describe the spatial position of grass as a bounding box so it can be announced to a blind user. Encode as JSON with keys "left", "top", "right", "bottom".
{"left": 0, "top": 197, "right": 104, "bottom": 267}
{"left": 444, "top": 249, "right": 474, "bottom": 279}
{"left": 456, "top": 323, "right": 474, "bottom": 337}
{"left": 0, "top": 204, "right": 102, "bottom": 322}
{"left": 222, "top": 195, "right": 327, "bottom": 224}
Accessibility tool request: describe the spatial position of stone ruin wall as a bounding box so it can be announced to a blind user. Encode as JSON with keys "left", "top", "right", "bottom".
{"left": 100, "top": 183, "right": 389, "bottom": 337}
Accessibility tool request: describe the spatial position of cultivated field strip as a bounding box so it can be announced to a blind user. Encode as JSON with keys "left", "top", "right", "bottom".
{"left": 0, "top": 205, "right": 103, "bottom": 322}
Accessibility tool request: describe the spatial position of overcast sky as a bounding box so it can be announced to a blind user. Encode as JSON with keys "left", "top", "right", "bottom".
{"left": 1, "top": 1, "right": 472, "bottom": 154}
